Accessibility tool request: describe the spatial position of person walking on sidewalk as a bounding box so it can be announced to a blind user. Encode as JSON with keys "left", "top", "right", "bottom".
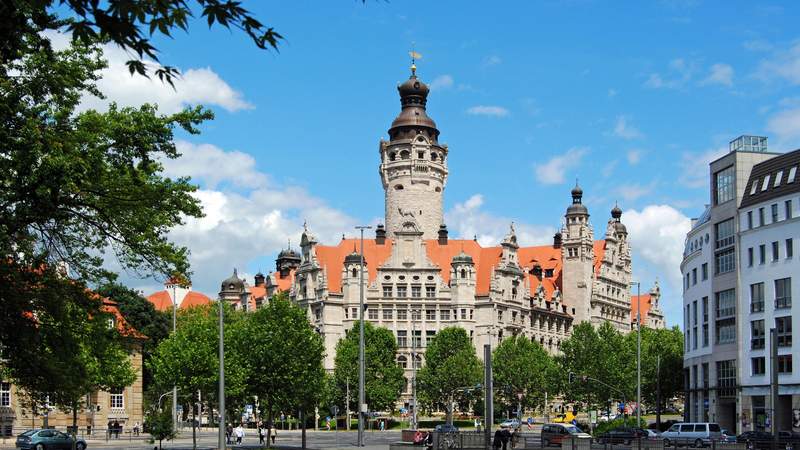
{"left": 258, "top": 423, "right": 265, "bottom": 446}
{"left": 226, "top": 424, "right": 233, "bottom": 444}
{"left": 270, "top": 426, "right": 276, "bottom": 445}
{"left": 235, "top": 424, "right": 244, "bottom": 445}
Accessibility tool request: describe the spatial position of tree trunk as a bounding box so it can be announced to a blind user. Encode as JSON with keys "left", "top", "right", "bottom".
{"left": 267, "top": 400, "right": 273, "bottom": 449}
{"left": 192, "top": 401, "right": 197, "bottom": 450}
{"left": 159, "top": 439, "right": 163, "bottom": 450}
{"left": 446, "top": 394, "right": 454, "bottom": 425}
{"left": 300, "top": 409, "right": 306, "bottom": 450}
{"left": 71, "top": 402, "right": 78, "bottom": 450}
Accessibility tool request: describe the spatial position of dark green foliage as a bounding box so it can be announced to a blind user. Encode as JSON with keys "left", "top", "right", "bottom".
{"left": 145, "top": 407, "right": 176, "bottom": 450}
{"left": 417, "top": 327, "right": 482, "bottom": 424}
{"left": 1, "top": 0, "right": 282, "bottom": 84}
{"left": 0, "top": 29, "right": 207, "bottom": 402}
{"left": 333, "top": 321, "right": 405, "bottom": 413}
{"left": 97, "top": 282, "right": 171, "bottom": 389}
{"left": 492, "top": 335, "right": 557, "bottom": 411}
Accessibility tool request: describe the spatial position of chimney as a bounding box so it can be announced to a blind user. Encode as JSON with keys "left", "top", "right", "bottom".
{"left": 438, "top": 224, "right": 448, "bottom": 245}
{"left": 254, "top": 272, "right": 265, "bottom": 287}
{"left": 553, "top": 232, "right": 562, "bottom": 248}
{"left": 375, "top": 224, "right": 386, "bottom": 245}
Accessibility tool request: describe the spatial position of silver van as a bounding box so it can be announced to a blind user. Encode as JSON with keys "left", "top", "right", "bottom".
{"left": 662, "top": 423, "right": 723, "bottom": 447}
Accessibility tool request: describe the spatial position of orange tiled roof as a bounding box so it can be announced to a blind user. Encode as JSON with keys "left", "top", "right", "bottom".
{"left": 146, "top": 290, "right": 212, "bottom": 312}
{"left": 631, "top": 293, "right": 652, "bottom": 322}
{"left": 314, "top": 238, "right": 608, "bottom": 304}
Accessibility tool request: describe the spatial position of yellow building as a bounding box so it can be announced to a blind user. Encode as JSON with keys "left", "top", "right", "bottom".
{"left": 0, "top": 298, "right": 145, "bottom": 437}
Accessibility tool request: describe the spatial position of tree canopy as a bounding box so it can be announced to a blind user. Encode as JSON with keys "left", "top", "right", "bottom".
{"left": 492, "top": 335, "right": 558, "bottom": 412}
{"left": 333, "top": 321, "right": 405, "bottom": 413}
{"left": 2, "top": 0, "right": 282, "bottom": 83}
{"left": 417, "top": 327, "right": 482, "bottom": 424}
{"left": 0, "top": 28, "right": 207, "bottom": 400}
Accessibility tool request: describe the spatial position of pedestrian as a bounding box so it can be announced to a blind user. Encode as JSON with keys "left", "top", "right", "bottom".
{"left": 133, "top": 421, "right": 140, "bottom": 436}
{"left": 493, "top": 428, "right": 503, "bottom": 450}
{"left": 107, "top": 421, "right": 113, "bottom": 439}
{"left": 270, "top": 426, "right": 277, "bottom": 445}
{"left": 113, "top": 420, "right": 120, "bottom": 439}
{"left": 259, "top": 423, "right": 265, "bottom": 445}
{"left": 380, "top": 419, "right": 385, "bottom": 431}
{"left": 235, "top": 424, "right": 244, "bottom": 445}
{"left": 511, "top": 428, "right": 519, "bottom": 450}
{"left": 226, "top": 424, "right": 233, "bottom": 444}
{"left": 500, "top": 426, "right": 511, "bottom": 450}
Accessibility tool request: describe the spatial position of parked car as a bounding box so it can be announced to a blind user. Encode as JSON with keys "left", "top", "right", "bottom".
{"left": 16, "top": 429, "right": 87, "bottom": 450}
{"left": 650, "top": 420, "right": 682, "bottom": 433}
{"left": 736, "top": 431, "right": 774, "bottom": 449}
{"left": 662, "top": 422, "right": 722, "bottom": 447}
{"left": 595, "top": 427, "right": 650, "bottom": 445}
{"left": 541, "top": 423, "right": 592, "bottom": 447}
{"left": 434, "top": 424, "right": 459, "bottom": 433}
{"left": 500, "top": 419, "right": 521, "bottom": 429}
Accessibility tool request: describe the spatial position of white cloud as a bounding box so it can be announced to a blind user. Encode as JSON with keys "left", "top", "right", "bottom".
{"left": 644, "top": 58, "right": 694, "bottom": 89}
{"left": 429, "top": 75, "right": 454, "bottom": 91}
{"left": 161, "top": 141, "right": 267, "bottom": 189}
{"left": 678, "top": 146, "right": 727, "bottom": 188}
{"left": 466, "top": 105, "right": 510, "bottom": 117}
{"left": 624, "top": 204, "right": 692, "bottom": 291}
{"left": 612, "top": 116, "right": 643, "bottom": 140}
{"left": 445, "top": 194, "right": 554, "bottom": 247}
{"left": 627, "top": 149, "right": 643, "bottom": 165}
{"left": 483, "top": 55, "right": 503, "bottom": 67}
{"left": 115, "top": 142, "right": 356, "bottom": 297}
{"left": 756, "top": 42, "right": 800, "bottom": 85}
{"left": 533, "top": 147, "right": 588, "bottom": 185}
{"left": 44, "top": 31, "right": 252, "bottom": 114}
{"left": 701, "top": 63, "right": 734, "bottom": 87}
{"left": 766, "top": 107, "right": 800, "bottom": 144}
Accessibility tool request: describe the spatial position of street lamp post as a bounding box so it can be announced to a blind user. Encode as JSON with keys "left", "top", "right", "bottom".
{"left": 355, "top": 225, "right": 371, "bottom": 447}
{"left": 218, "top": 299, "right": 226, "bottom": 450}
{"left": 630, "top": 281, "right": 641, "bottom": 426}
{"left": 172, "top": 283, "right": 178, "bottom": 433}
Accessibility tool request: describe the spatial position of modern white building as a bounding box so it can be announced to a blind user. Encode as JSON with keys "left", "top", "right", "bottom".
{"left": 737, "top": 150, "right": 800, "bottom": 433}
{"left": 681, "top": 136, "right": 800, "bottom": 434}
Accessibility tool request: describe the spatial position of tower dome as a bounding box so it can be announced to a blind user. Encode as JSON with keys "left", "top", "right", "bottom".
{"left": 389, "top": 67, "right": 439, "bottom": 140}
{"left": 220, "top": 269, "right": 244, "bottom": 293}
{"left": 611, "top": 204, "right": 622, "bottom": 219}
{"left": 452, "top": 251, "right": 474, "bottom": 265}
{"left": 344, "top": 251, "right": 365, "bottom": 266}
{"left": 566, "top": 183, "right": 588, "bottom": 216}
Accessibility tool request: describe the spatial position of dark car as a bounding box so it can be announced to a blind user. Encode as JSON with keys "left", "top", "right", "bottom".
{"left": 16, "top": 429, "right": 87, "bottom": 450}
{"left": 596, "top": 427, "right": 649, "bottom": 445}
{"left": 434, "top": 424, "right": 459, "bottom": 433}
{"left": 736, "top": 431, "right": 774, "bottom": 449}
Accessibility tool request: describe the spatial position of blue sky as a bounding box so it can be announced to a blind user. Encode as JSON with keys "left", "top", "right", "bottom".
{"left": 78, "top": 1, "right": 800, "bottom": 327}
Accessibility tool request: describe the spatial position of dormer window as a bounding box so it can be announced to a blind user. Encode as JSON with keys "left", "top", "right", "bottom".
{"left": 352, "top": 268, "right": 358, "bottom": 278}
{"left": 789, "top": 166, "right": 797, "bottom": 183}
{"left": 545, "top": 269, "right": 554, "bottom": 278}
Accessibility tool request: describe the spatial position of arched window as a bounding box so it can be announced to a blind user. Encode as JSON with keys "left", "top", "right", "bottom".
{"left": 397, "top": 355, "right": 407, "bottom": 368}
{"left": 460, "top": 269, "right": 466, "bottom": 279}
{"left": 431, "top": 152, "right": 438, "bottom": 161}
{"left": 395, "top": 184, "right": 404, "bottom": 190}
{"left": 400, "top": 150, "right": 410, "bottom": 160}
{"left": 435, "top": 186, "right": 441, "bottom": 192}
{"left": 389, "top": 152, "right": 396, "bottom": 161}
{"left": 352, "top": 268, "right": 357, "bottom": 278}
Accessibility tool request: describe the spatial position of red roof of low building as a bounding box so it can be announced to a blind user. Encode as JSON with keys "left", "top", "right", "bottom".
{"left": 146, "top": 290, "right": 212, "bottom": 312}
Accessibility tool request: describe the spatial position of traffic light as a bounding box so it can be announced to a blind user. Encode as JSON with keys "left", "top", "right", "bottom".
{"left": 568, "top": 372, "right": 575, "bottom": 384}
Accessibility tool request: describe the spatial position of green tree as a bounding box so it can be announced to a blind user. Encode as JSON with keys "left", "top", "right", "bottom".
{"left": 333, "top": 321, "right": 404, "bottom": 414}
{"left": 492, "top": 335, "right": 556, "bottom": 414}
{"left": 0, "top": 29, "right": 209, "bottom": 402}
{"left": 97, "top": 283, "right": 171, "bottom": 389}
{"left": 145, "top": 407, "right": 176, "bottom": 450}
{"left": 558, "top": 322, "right": 634, "bottom": 411}
{"left": 635, "top": 326, "right": 684, "bottom": 416}
{"left": 149, "top": 304, "right": 247, "bottom": 450}
{"left": 2, "top": 0, "right": 282, "bottom": 83}
{"left": 232, "top": 294, "right": 325, "bottom": 447}
{"left": 417, "top": 327, "right": 482, "bottom": 425}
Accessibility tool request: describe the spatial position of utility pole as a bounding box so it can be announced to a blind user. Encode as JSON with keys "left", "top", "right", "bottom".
{"left": 218, "top": 300, "right": 226, "bottom": 450}
{"left": 656, "top": 355, "right": 662, "bottom": 430}
{"left": 484, "top": 344, "right": 493, "bottom": 450}
{"left": 345, "top": 379, "right": 350, "bottom": 431}
{"left": 172, "top": 283, "right": 178, "bottom": 434}
{"left": 630, "top": 281, "right": 642, "bottom": 426}
{"left": 355, "top": 225, "right": 371, "bottom": 447}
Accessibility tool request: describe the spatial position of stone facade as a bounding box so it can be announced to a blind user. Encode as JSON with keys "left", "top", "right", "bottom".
{"left": 0, "top": 300, "right": 144, "bottom": 437}
{"left": 215, "top": 67, "right": 665, "bottom": 407}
